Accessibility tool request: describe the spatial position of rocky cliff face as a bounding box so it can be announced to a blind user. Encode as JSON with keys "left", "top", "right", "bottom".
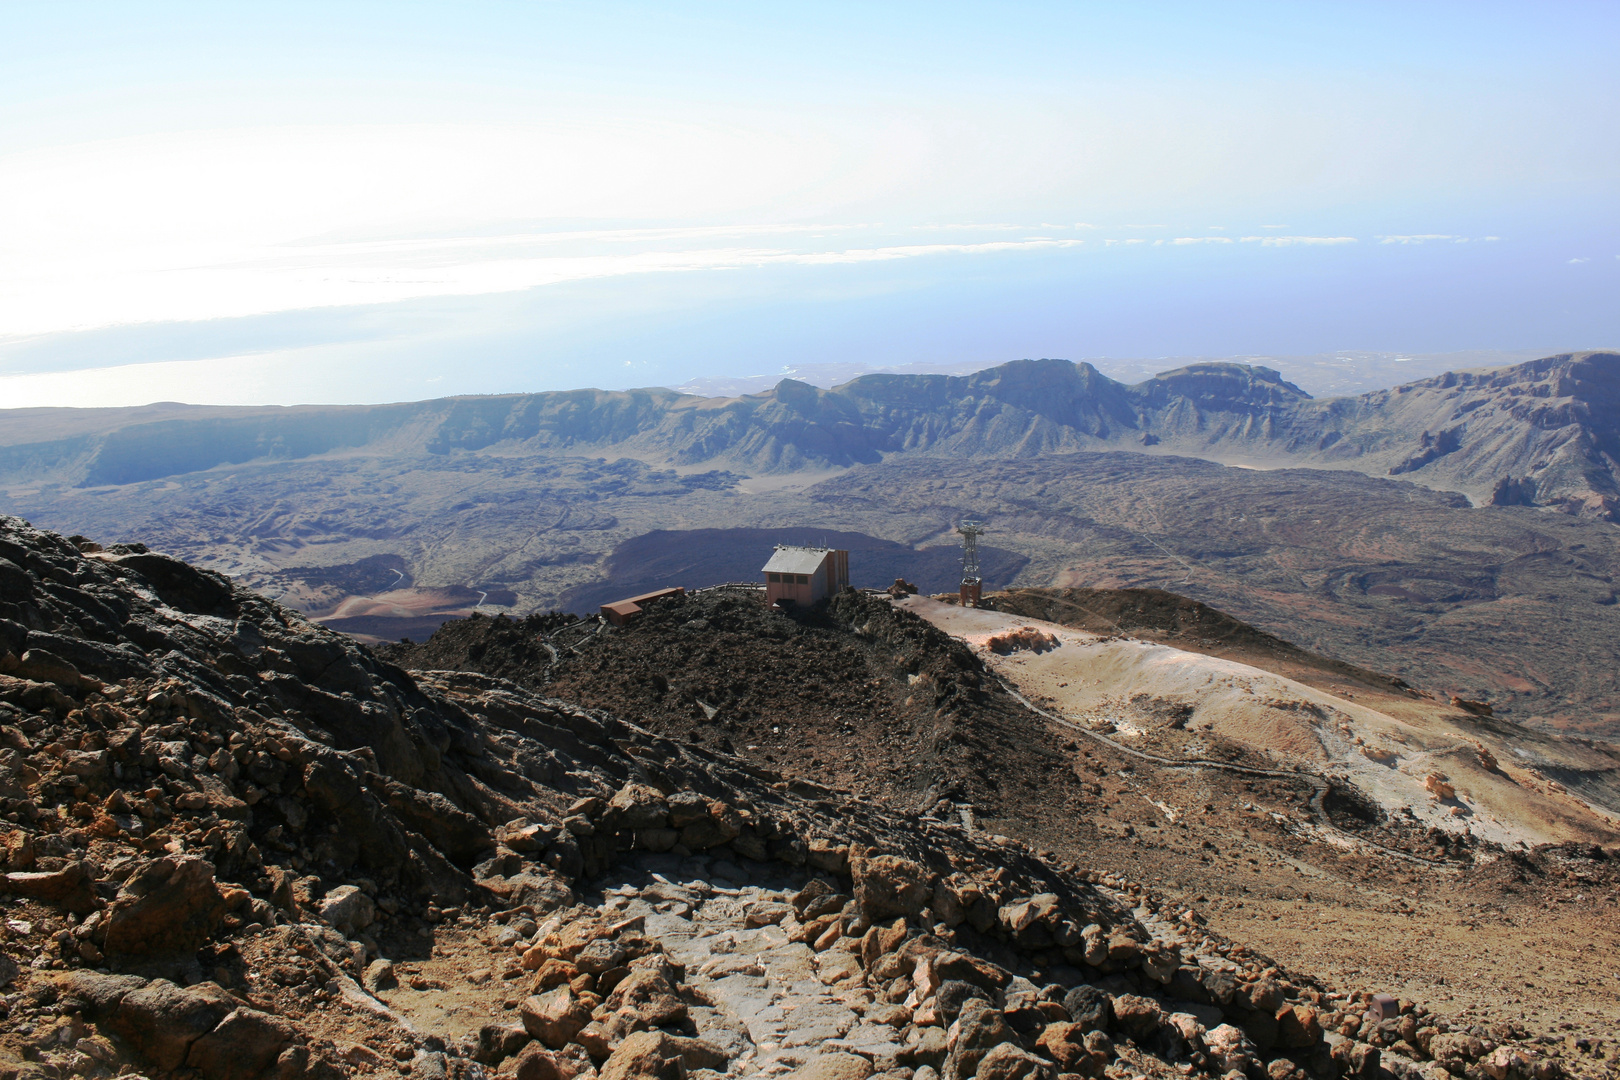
{"left": 1292, "top": 352, "right": 1620, "bottom": 517}
{"left": 2, "top": 352, "right": 1618, "bottom": 516}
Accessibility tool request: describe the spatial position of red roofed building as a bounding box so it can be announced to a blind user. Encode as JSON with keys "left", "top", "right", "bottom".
{"left": 599, "top": 586, "right": 685, "bottom": 626}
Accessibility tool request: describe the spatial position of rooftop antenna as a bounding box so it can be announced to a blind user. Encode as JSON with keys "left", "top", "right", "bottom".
{"left": 957, "top": 518, "right": 984, "bottom": 607}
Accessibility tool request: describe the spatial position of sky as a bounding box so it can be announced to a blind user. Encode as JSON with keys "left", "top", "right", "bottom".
{"left": 1, "top": 1, "right": 1617, "bottom": 407}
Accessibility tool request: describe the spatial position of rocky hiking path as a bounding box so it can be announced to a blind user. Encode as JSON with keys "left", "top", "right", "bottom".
{"left": 0, "top": 515, "right": 1615, "bottom": 1080}
{"left": 380, "top": 580, "right": 1619, "bottom": 1061}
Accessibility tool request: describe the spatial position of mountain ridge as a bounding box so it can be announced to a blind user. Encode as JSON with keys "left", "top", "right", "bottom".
{"left": 3, "top": 352, "right": 1618, "bottom": 516}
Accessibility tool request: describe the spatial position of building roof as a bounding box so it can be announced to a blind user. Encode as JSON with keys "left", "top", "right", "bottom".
{"left": 762, "top": 545, "right": 833, "bottom": 575}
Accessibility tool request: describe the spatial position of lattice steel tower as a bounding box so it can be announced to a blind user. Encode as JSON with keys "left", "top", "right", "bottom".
{"left": 957, "top": 519, "right": 984, "bottom": 606}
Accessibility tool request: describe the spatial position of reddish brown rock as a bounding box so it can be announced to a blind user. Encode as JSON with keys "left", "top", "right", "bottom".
{"left": 1035, "top": 1021, "right": 1089, "bottom": 1070}
{"left": 598, "top": 1031, "right": 685, "bottom": 1080}
{"left": 504, "top": 1043, "right": 564, "bottom": 1080}
{"left": 105, "top": 979, "right": 236, "bottom": 1071}
{"left": 1112, "top": 995, "right": 1164, "bottom": 1041}
{"left": 103, "top": 856, "right": 227, "bottom": 955}
{"left": 520, "top": 987, "right": 592, "bottom": 1049}
{"left": 1, "top": 859, "right": 98, "bottom": 913}
{"left": 975, "top": 1042, "right": 1056, "bottom": 1080}
{"left": 603, "top": 968, "right": 687, "bottom": 1027}
{"left": 185, "top": 1008, "right": 300, "bottom": 1080}
{"left": 1275, "top": 1004, "right": 1322, "bottom": 1049}
{"left": 852, "top": 853, "right": 933, "bottom": 920}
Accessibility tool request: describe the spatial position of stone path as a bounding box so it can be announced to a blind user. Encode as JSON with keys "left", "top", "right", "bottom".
{"left": 585, "top": 852, "right": 914, "bottom": 1077}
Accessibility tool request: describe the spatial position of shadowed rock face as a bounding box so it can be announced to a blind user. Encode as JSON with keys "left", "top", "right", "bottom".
{"left": 3, "top": 352, "right": 1617, "bottom": 513}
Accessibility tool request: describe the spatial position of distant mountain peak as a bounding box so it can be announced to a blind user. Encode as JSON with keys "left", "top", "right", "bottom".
{"left": 1, "top": 351, "right": 1617, "bottom": 517}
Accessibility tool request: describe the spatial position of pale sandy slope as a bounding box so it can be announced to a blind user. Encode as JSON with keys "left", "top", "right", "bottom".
{"left": 893, "top": 595, "right": 1620, "bottom": 849}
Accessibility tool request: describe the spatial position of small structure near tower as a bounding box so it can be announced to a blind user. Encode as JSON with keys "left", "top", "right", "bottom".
{"left": 600, "top": 586, "right": 685, "bottom": 626}
{"left": 958, "top": 519, "right": 984, "bottom": 606}
{"left": 762, "top": 545, "right": 849, "bottom": 606}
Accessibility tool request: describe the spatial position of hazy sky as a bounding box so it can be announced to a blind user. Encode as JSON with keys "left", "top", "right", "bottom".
{"left": 2, "top": 2, "right": 1617, "bottom": 406}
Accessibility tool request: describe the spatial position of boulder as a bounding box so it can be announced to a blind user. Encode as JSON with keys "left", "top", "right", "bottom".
{"left": 575, "top": 938, "right": 628, "bottom": 975}
{"left": 1105, "top": 933, "right": 1142, "bottom": 969}
{"left": 185, "top": 1008, "right": 300, "bottom": 1080}
{"left": 975, "top": 1043, "right": 1056, "bottom": 1080}
{"left": 1062, "top": 986, "right": 1112, "bottom": 1033}
{"left": 944, "top": 999, "right": 1017, "bottom": 1080}
{"left": 1481, "top": 1046, "right": 1535, "bottom": 1080}
{"left": 520, "top": 987, "right": 592, "bottom": 1049}
{"left": 60, "top": 971, "right": 148, "bottom": 1015}
{"left": 598, "top": 1031, "right": 685, "bottom": 1080}
{"left": 1275, "top": 1004, "right": 1322, "bottom": 1049}
{"left": 805, "top": 838, "right": 851, "bottom": 873}
{"left": 933, "top": 950, "right": 1012, "bottom": 993}
{"left": 790, "top": 1052, "right": 875, "bottom": 1080}
{"left": 16, "top": 648, "right": 82, "bottom": 687}
{"left": 1205, "top": 1024, "right": 1260, "bottom": 1076}
{"left": 936, "top": 979, "right": 993, "bottom": 1021}
{"left": 667, "top": 1037, "right": 728, "bottom": 1072}
{"left": 747, "top": 901, "right": 795, "bottom": 928}
{"left": 533, "top": 958, "right": 580, "bottom": 989}
{"left": 680, "top": 800, "right": 743, "bottom": 850}
{"left": 933, "top": 880, "right": 967, "bottom": 926}
{"left": 1111, "top": 994, "right": 1163, "bottom": 1041}
{"left": 999, "top": 894, "right": 1059, "bottom": 937}
{"left": 1, "top": 860, "right": 99, "bottom": 914}
{"left": 604, "top": 784, "right": 670, "bottom": 830}
{"left": 363, "top": 959, "right": 397, "bottom": 993}
{"left": 1430, "top": 1034, "right": 1487, "bottom": 1073}
{"left": 61, "top": 749, "right": 110, "bottom": 778}
{"left": 603, "top": 967, "right": 687, "bottom": 1026}
{"left": 852, "top": 853, "right": 933, "bottom": 920}
{"left": 506, "top": 1043, "right": 564, "bottom": 1080}
{"left": 1035, "top": 1022, "right": 1090, "bottom": 1071}
{"left": 1201, "top": 968, "right": 1238, "bottom": 1006}
{"left": 1140, "top": 943, "right": 1178, "bottom": 984}
{"left": 793, "top": 877, "right": 835, "bottom": 915}
{"left": 105, "top": 979, "right": 236, "bottom": 1071}
{"left": 104, "top": 856, "right": 227, "bottom": 955}
{"left": 665, "top": 790, "right": 710, "bottom": 827}
{"left": 474, "top": 1023, "right": 530, "bottom": 1067}
{"left": 318, "top": 884, "right": 375, "bottom": 935}
{"left": 902, "top": 1027, "right": 950, "bottom": 1070}
{"left": 1245, "top": 978, "right": 1284, "bottom": 1013}
{"left": 1079, "top": 924, "right": 1107, "bottom": 967}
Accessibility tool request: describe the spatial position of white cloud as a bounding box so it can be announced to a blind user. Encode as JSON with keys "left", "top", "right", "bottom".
{"left": 1240, "top": 235, "right": 1357, "bottom": 246}
{"left": 1378, "top": 234, "right": 1461, "bottom": 244}
{"left": 1569, "top": 257, "right": 1590, "bottom": 264}
{"left": 1168, "top": 236, "right": 1234, "bottom": 244}
{"left": 0, "top": 232, "right": 1083, "bottom": 338}
{"left": 0, "top": 119, "right": 945, "bottom": 337}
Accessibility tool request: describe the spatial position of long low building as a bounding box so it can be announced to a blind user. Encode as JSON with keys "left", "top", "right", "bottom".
{"left": 762, "top": 545, "right": 849, "bottom": 606}
{"left": 600, "top": 586, "right": 685, "bottom": 625}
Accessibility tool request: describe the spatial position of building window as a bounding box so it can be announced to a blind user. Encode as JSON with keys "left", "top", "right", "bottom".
{"left": 766, "top": 573, "right": 779, "bottom": 583}
{"left": 795, "top": 574, "right": 809, "bottom": 584}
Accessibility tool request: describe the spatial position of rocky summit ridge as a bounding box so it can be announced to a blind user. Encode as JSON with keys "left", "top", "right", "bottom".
{"left": 0, "top": 515, "right": 1603, "bottom": 1080}
{"left": 2, "top": 352, "right": 1617, "bottom": 517}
